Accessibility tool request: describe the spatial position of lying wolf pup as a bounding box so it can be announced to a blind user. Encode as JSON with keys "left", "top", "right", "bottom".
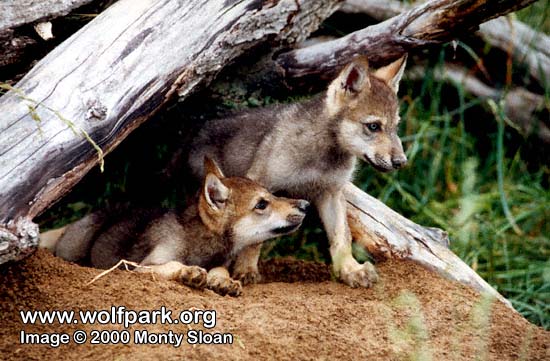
{"left": 189, "top": 55, "right": 407, "bottom": 288}
{"left": 46, "top": 158, "right": 308, "bottom": 296}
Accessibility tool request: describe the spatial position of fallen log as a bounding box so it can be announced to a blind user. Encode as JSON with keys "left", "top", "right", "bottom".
{"left": 344, "top": 183, "right": 513, "bottom": 308}
{"left": 0, "top": 0, "right": 341, "bottom": 264}
{"left": 0, "top": 0, "right": 96, "bottom": 32}
{"left": 340, "top": 0, "right": 550, "bottom": 86}
{"left": 275, "top": 0, "right": 538, "bottom": 81}
{"left": 406, "top": 64, "right": 550, "bottom": 143}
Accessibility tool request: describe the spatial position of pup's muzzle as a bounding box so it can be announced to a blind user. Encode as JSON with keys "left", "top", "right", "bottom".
{"left": 391, "top": 154, "right": 407, "bottom": 169}
{"left": 295, "top": 200, "right": 310, "bottom": 214}
{"left": 272, "top": 199, "right": 309, "bottom": 235}
{"left": 364, "top": 153, "right": 407, "bottom": 172}
{"left": 288, "top": 199, "right": 309, "bottom": 222}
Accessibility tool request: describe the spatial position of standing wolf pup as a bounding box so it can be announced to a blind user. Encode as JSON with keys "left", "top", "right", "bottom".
{"left": 189, "top": 55, "right": 407, "bottom": 288}
{"left": 48, "top": 158, "right": 309, "bottom": 296}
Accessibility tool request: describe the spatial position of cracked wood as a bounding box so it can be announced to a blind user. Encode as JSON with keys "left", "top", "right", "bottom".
{"left": 344, "top": 183, "right": 513, "bottom": 308}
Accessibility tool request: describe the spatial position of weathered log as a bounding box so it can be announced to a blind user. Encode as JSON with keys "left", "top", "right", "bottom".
{"left": 0, "top": 0, "right": 95, "bottom": 32}
{"left": 340, "top": 0, "right": 550, "bottom": 86}
{"left": 275, "top": 0, "right": 538, "bottom": 81}
{"left": 0, "top": 0, "right": 341, "bottom": 264}
{"left": 406, "top": 64, "right": 550, "bottom": 143}
{"left": 344, "top": 183, "right": 513, "bottom": 308}
{"left": 340, "top": 0, "right": 405, "bottom": 18}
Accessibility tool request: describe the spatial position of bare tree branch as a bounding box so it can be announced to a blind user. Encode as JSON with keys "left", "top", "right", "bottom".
{"left": 340, "top": 0, "right": 550, "bottom": 86}
{"left": 275, "top": 0, "right": 538, "bottom": 81}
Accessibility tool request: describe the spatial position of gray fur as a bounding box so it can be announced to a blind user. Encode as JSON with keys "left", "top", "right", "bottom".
{"left": 190, "top": 95, "right": 354, "bottom": 199}
{"left": 188, "top": 56, "right": 408, "bottom": 287}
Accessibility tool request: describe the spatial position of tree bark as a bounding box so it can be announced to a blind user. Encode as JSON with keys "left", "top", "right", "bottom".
{"left": 0, "top": 0, "right": 96, "bottom": 32}
{"left": 340, "top": 0, "right": 550, "bottom": 86}
{"left": 0, "top": 0, "right": 341, "bottom": 264}
{"left": 344, "top": 183, "right": 513, "bottom": 308}
{"left": 275, "top": 0, "right": 538, "bottom": 82}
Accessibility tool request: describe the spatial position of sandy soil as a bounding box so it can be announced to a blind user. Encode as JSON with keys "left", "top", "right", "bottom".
{"left": 0, "top": 249, "right": 548, "bottom": 360}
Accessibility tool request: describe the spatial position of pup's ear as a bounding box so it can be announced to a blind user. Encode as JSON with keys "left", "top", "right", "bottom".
{"left": 373, "top": 54, "right": 407, "bottom": 93}
{"left": 204, "top": 156, "right": 224, "bottom": 179}
{"left": 203, "top": 173, "right": 229, "bottom": 211}
{"left": 338, "top": 56, "right": 370, "bottom": 94}
{"left": 326, "top": 56, "right": 370, "bottom": 114}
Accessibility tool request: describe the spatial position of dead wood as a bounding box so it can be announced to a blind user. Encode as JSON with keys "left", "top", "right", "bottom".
{"left": 340, "top": 0, "right": 550, "bottom": 86}
{"left": 0, "top": 0, "right": 341, "bottom": 264}
{"left": 344, "top": 183, "right": 513, "bottom": 308}
{"left": 275, "top": 0, "right": 538, "bottom": 82}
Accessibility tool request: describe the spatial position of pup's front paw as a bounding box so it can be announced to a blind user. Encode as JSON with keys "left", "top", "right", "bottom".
{"left": 207, "top": 276, "right": 242, "bottom": 297}
{"left": 337, "top": 260, "right": 378, "bottom": 288}
{"left": 178, "top": 266, "right": 208, "bottom": 289}
{"left": 233, "top": 268, "right": 262, "bottom": 286}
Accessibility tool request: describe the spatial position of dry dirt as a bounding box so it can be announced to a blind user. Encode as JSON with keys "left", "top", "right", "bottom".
{"left": 0, "top": 249, "right": 548, "bottom": 360}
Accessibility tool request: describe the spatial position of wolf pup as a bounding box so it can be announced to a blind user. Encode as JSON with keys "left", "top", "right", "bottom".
{"left": 48, "top": 158, "right": 309, "bottom": 296}
{"left": 189, "top": 55, "right": 407, "bottom": 288}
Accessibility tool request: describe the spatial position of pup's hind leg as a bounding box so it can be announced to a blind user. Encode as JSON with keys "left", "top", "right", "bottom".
{"left": 207, "top": 267, "right": 242, "bottom": 297}
{"left": 138, "top": 261, "right": 208, "bottom": 290}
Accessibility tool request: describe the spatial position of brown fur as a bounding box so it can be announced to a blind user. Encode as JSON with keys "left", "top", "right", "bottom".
{"left": 189, "top": 56, "right": 408, "bottom": 287}
{"left": 48, "top": 158, "right": 309, "bottom": 296}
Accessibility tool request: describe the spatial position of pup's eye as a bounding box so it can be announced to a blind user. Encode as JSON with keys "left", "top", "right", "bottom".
{"left": 365, "top": 123, "right": 381, "bottom": 132}
{"left": 254, "top": 199, "right": 269, "bottom": 210}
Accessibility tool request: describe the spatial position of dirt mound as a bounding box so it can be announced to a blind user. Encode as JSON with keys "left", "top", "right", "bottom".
{"left": 0, "top": 249, "right": 548, "bottom": 360}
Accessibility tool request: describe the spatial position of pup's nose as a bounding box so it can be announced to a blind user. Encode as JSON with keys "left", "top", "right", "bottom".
{"left": 391, "top": 156, "right": 407, "bottom": 169}
{"left": 295, "top": 200, "right": 310, "bottom": 213}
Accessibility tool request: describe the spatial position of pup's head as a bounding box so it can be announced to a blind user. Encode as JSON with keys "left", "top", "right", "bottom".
{"left": 327, "top": 55, "right": 408, "bottom": 172}
{"left": 198, "top": 157, "right": 309, "bottom": 254}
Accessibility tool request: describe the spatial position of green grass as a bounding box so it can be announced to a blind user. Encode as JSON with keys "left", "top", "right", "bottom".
{"left": 354, "top": 64, "right": 550, "bottom": 328}
{"left": 268, "top": 53, "right": 550, "bottom": 328}
{"left": 364, "top": 3, "right": 550, "bottom": 328}
{"left": 517, "top": 0, "right": 550, "bottom": 35}
{"left": 264, "top": 33, "right": 549, "bottom": 327}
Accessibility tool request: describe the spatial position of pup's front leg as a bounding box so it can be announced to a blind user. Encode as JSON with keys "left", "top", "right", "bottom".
{"left": 137, "top": 261, "right": 208, "bottom": 290}
{"left": 317, "top": 190, "right": 378, "bottom": 288}
{"left": 231, "top": 244, "right": 262, "bottom": 285}
{"left": 207, "top": 267, "right": 242, "bottom": 296}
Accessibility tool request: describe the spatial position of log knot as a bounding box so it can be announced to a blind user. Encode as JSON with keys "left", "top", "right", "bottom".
{"left": 86, "top": 99, "right": 107, "bottom": 121}
{"left": 0, "top": 218, "right": 39, "bottom": 264}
